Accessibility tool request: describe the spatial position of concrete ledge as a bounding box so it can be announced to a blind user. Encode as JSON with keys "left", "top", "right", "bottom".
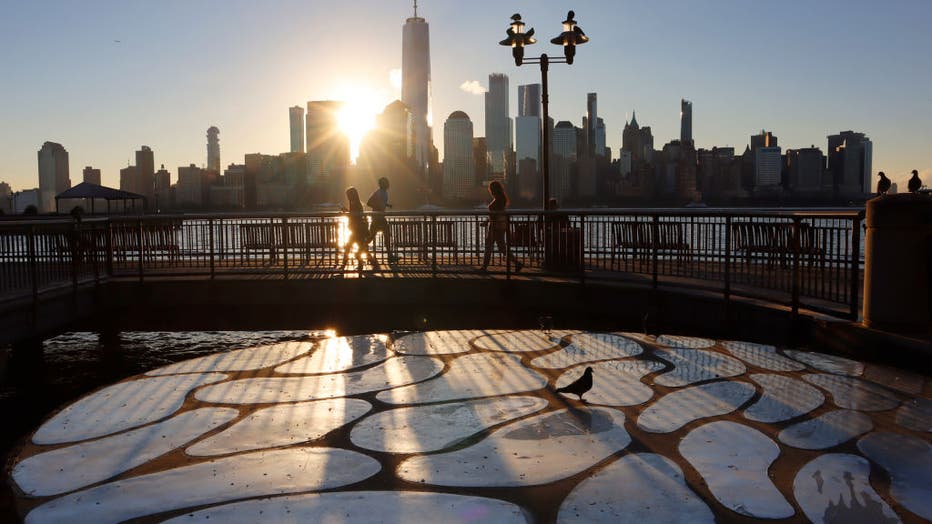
{"left": 5, "top": 276, "right": 926, "bottom": 373}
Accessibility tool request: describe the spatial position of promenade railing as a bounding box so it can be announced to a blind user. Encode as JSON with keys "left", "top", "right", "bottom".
{"left": 0, "top": 209, "right": 864, "bottom": 319}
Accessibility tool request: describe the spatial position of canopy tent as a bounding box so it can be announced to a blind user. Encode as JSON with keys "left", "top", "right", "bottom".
{"left": 55, "top": 182, "right": 145, "bottom": 214}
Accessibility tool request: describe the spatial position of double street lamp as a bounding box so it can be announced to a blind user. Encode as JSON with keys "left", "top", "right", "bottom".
{"left": 500, "top": 11, "right": 588, "bottom": 209}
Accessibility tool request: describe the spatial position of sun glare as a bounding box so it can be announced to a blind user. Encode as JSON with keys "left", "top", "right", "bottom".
{"left": 337, "top": 93, "right": 381, "bottom": 162}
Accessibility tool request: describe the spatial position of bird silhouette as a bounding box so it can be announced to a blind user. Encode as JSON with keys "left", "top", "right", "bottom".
{"left": 908, "top": 170, "right": 922, "bottom": 193}
{"left": 556, "top": 366, "right": 593, "bottom": 401}
{"left": 876, "top": 172, "right": 891, "bottom": 195}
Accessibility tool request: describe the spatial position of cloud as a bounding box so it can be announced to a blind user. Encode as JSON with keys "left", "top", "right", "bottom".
{"left": 459, "top": 80, "right": 487, "bottom": 95}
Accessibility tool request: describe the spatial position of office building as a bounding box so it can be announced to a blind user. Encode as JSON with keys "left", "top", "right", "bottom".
{"left": 518, "top": 84, "right": 541, "bottom": 117}
{"left": 827, "top": 131, "right": 872, "bottom": 195}
{"left": 136, "top": 145, "right": 155, "bottom": 208}
{"left": 0, "top": 182, "right": 11, "bottom": 214}
{"left": 622, "top": 112, "right": 654, "bottom": 164}
{"left": 207, "top": 127, "right": 220, "bottom": 173}
{"left": 751, "top": 130, "right": 778, "bottom": 151}
{"left": 82, "top": 166, "right": 101, "bottom": 185}
{"left": 402, "top": 3, "right": 432, "bottom": 171}
{"left": 442, "top": 111, "right": 474, "bottom": 199}
{"left": 37, "top": 141, "right": 70, "bottom": 212}
{"left": 154, "top": 164, "right": 171, "bottom": 210}
{"left": 485, "top": 73, "right": 512, "bottom": 175}
{"left": 786, "top": 147, "right": 824, "bottom": 194}
{"left": 754, "top": 146, "right": 783, "bottom": 190}
{"left": 289, "top": 106, "right": 305, "bottom": 153}
{"left": 586, "top": 93, "right": 598, "bottom": 157}
{"left": 552, "top": 121, "right": 577, "bottom": 200}
{"left": 680, "top": 99, "right": 693, "bottom": 145}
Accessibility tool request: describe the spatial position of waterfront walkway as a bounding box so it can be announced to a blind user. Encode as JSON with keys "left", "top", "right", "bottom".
{"left": 8, "top": 329, "right": 931, "bottom": 523}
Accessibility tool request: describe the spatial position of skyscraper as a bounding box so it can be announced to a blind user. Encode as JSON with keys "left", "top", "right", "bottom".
{"left": 552, "top": 121, "right": 578, "bottom": 200}
{"left": 136, "top": 145, "right": 155, "bottom": 208}
{"left": 751, "top": 130, "right": 778, "bottom": 151}
{"left": 680, "top": 99, "right": 693, "bottom": 145}
{"left": 37, "top": 141, "right": 70, "bottom": 212}
{"left": 289, "top": 106, "right": 305, "bottom": 153}
{"left": 754, "top": 146, "right": 782, "bottom": 190}
{"left": 586, "top": 93, "right": 598, "bottom": 157}
{"left": 206, "top": 127, "right": 220, "bottom": 173}
{"left": 402, "top": 2, "right": 431, "bottom": 173}
{"left": 82, "top": 166, "right": 101, "bottom": 185}
{"left": 518, "top": 84, "right": 541, "bottom": 117}
{"left": 442, "top": 111, "right": 474, "bottom": 199}
{"left": 485, "top": 73, "right": 512, "bottom": 176}
{"left": 306, "top": 101, "right": 349, "bottom": 181}
{"left": 827, "top": 131, "right": 872, "bottom": 195}
{"left": 515, "top": 83, "right": 542, "bottom": 197}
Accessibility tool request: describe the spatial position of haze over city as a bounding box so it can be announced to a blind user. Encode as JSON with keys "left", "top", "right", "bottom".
{"left": 2, "top": 0, "right": 930, "bottom": 193}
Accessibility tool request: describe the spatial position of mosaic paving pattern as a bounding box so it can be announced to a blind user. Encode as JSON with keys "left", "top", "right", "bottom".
{"left": 8, "top": 330, "right": 931, "bottom": 523}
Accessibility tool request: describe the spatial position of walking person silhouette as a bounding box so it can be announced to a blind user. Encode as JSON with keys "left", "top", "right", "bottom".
{"left": 367, "top": 177, "right": 396, "bottom": 263}
{"left": 479, "top": 180, "right": 523, "bottom": 272}
{"left": 342, "top": 186, "right": 376, "bottom": 271}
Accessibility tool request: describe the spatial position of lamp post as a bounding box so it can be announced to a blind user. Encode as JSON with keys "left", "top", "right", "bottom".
{"left": 500, "top": 11, "right": 588, "bottom": 209}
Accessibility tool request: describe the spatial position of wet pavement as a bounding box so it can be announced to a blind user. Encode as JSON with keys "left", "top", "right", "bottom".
{"left": 5, "top": 330, "right": 931, "bottom": 523}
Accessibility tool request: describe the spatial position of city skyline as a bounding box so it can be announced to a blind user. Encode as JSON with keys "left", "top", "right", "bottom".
{"left": 1, "top": 0, "right": 930, "bottom": 193}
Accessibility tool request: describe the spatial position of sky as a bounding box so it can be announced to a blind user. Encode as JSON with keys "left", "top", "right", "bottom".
{"left": 2, "top": 0, "right": 931, "bottom": 192}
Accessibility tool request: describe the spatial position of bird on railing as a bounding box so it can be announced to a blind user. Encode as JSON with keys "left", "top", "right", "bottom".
{"left": 556, "top": 366, "right": 593, "bottom": 402}
{"left": 908, "top": 170, "right": 922, "bottom": 193}
{"left": 876, "top": 172, "right": 891, "bottom": 196}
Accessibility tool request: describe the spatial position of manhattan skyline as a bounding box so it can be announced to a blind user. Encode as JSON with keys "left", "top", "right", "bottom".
{"left": 1, "top": 0, "right": 930, "bottom": 192}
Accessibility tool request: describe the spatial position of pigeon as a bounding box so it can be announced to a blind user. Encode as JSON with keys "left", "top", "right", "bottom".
{"left": 876, "top": 172, "right": 891, "bottom": 195}
{"left": 908, "top": 170, "right": 922, "bottom": 193}
{"left": 556, "top": 366, "right": 593, "bottom": 401}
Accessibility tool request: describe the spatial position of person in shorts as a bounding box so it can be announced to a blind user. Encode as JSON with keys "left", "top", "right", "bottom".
{"left": 367, "top": 177, "right": 396, "bottom": 262}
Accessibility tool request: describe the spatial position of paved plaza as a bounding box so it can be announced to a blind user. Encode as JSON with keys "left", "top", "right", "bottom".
{"left": 7, "top": 330, "right": 932, "bottom": 523}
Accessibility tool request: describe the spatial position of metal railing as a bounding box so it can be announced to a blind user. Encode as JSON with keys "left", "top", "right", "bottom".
{"left": 0, "top": 209, "right": 865, "bottom": 319}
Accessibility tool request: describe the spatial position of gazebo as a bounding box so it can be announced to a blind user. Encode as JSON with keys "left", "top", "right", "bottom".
{"left": 55, "top": 182, "right": 145, "bottom": 215}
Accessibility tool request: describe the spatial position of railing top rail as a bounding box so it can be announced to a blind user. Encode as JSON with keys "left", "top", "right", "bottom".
{"left": 0, "top": 217, "right": 110, "bottom": 229}
{"left": 83, "top": 208, "right": 866, "bottom": 222}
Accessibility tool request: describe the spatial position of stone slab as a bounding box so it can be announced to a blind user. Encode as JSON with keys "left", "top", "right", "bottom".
{"left": 530, "top": 333, "right": 643, "bottom": 369}
{"left": 397, "top": 407, "right": 630, "bottom": 487}
{"left": 377, "top": 353, "right": 547, "bottom": 405}
{"left": 33, "top": 373, "right": 228, "bottom": 444}
{"left": 195, "top": 356, "right": 443, "bottom": 404}
{"left": 557, "top": 453, "right": 714, "bottom": 523}
{"left": 680, "top": 421, "right": 794, "bottom": 519}
{"left": 187, "top": 399, "right": 371, "bottom": 456}
{"left": 24, "top": 447, "right": 381, "bottom": 524}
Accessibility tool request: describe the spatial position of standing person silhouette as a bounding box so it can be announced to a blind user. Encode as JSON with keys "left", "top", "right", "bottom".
{"left": 342, "top": 187, "right": 376, "bottom": 270}
{"left": 479, "top": 180, "right": 523, "bottom": 272}
{"left": 367, "top": 177, "right": 396, "bottom": 263}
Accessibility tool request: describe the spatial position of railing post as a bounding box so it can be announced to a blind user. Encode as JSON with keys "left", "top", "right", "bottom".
{"left": 209, "top": 218, "right": 215, "bottom": 280}
{"left": 791, "top": 217, "right": 801, "bottom": 316}
{"left": 282, "top": 217, "right": 289, "bottom": 280}
{"left": 27, "top": 225, "right": 38, "bottom": 307}
{"left": 651, "top": 215, "right": 659, "bottom": 289}
{"left": 106, "top": 221, "right": 113, "bottom": 277}
{"left": 430, "top": 215, "right": 437, "bottom": 277}
{"left": 137, "top": 219, "right": 144, "bottom": 283}
{"left": 724, "top": 216, "right": 731, "bottom": 301}
{"left": 578, "top": 214, "right": 586, "bottom": 284}
{"left": 71, "top": 221, "right": 79, "bottom": 291}
{"left": 849, "top": 213, "right": 862, "bottom": 321}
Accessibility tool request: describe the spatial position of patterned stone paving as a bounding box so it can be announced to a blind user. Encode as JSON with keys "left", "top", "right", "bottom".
{"left": 6, "top": 330, "right": 932, "bottom": 523}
